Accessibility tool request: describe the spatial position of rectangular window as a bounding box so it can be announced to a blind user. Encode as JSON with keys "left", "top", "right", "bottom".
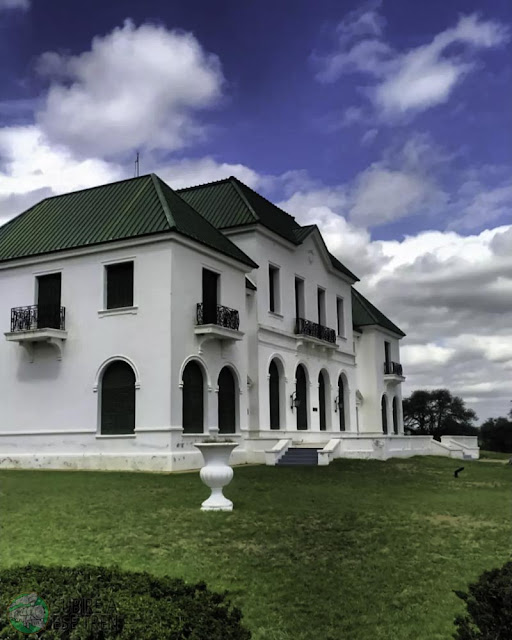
{"left": 336, "top": 297, "right": 345, "bottom": 336}
{"left": 106, "top": 262, "right": 134, "bottom": 309}
{"left": 317, "top": 287, "right": 326, "bottom": 325}
{"left": 295, "top": 277, "right": 305, "bottom": 318}
{"left": 269, "top": 264, "right": 280, "bottom": 313}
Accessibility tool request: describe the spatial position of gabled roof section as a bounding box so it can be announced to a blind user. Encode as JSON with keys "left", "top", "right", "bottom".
{"left": 152, "top": 176, "right": 257, "bottom": 268}
{"left": 179, "top": 179, "right": 359, "bottom": 281}
{"left": 0, "top": 174, "right": 257, "bottom": 268}
{"left": 178, "top": 176, "right": 301, "bottom": 244}
{"left": 292, "top": 225, "right": 359, "bottom": 282}
{"left": 292, "top": 225, "right": 315, "bottom": 243}
{"left": 352, "top": 288, "right": 406, "bottom": 337}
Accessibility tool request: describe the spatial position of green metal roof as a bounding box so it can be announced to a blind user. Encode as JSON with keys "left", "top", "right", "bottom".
{"left": 0, "top": 174, "right": 257, "bottom": 268}
{"left": 178, "top": 176, "right": 301, "bottom": 244}
{"left": 292, "top": 224, "right": 316, "bottom": 242}
{"left": 352, "top": 288, "right": 406, "bottom": 337}
{"left": 178, "top": 178, "right": 358, "bottom": 281}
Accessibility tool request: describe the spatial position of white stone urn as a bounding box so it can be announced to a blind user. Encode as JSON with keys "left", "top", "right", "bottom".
{"left": 194, "top": 441, "right": 239, "bottom": 511}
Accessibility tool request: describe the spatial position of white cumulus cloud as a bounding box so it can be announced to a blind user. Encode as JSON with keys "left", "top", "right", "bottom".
{"left": 36, "top": 20, "right": 224, "bottom": 157}
{"left": 0, "top": 126, "right": 122, "bottom": 223}
{"left": 315, "top": 7, "right": 509, "bottom": 121}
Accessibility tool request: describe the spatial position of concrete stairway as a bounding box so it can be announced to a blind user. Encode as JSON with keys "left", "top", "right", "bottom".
{"left": 276, "top": 447, "right": 319, "bottom": 466}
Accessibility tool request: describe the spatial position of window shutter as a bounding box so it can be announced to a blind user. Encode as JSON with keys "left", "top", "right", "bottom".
{"left": 106, "top": 262, "right": 134, "bottom": 309}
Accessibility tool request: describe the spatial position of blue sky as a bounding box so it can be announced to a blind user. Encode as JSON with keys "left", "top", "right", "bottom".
{"left": 0, "top": 0, "right": 511, "bottom": 420}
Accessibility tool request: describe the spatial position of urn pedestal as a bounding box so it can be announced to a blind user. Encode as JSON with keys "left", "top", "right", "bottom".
{"left": 194, "top": 442, "right": 239, "bottom": 511}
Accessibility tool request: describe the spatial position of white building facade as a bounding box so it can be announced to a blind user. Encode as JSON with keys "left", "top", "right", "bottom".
{"left": 0, "top": 174, "right": 478, "bottom": 471}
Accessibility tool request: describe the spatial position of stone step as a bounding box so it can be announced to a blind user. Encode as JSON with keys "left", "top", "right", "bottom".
{"left": 276, "top": 447, "right": 319, "bottom": 466}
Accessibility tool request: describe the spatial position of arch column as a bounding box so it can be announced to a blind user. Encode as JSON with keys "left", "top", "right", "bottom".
{"left": 386, "top": 394, "right": 394, "bottom": 436}
{"left": 311, "top": 382, "right": 321, "bottom": 431}
{"left": 209, "top": 386, "right": 219, "bottom": 436}
{"left": 355, "top": 390, "right": 363, "bottom": 435}
{"left": 328, "top": 384, "right": 336, "bottom": 432}
{"left": 283, "top": 375, "right": 295, "bottom": 431}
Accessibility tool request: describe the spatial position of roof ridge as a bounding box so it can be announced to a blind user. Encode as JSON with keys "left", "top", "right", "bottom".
{"left": 175, "top": 176, "right": 233, "bottom": 192}
{"left": 155, "top": 176, "right": 258, "bottom": 269}
{"left": 229, "top": 177, "right": 259, "bottom": 222}
{"left": 151, "top": 174, "right": 175, "bottom": 230}
{"left": 33, "top": 173, "right": 153, "bottom": 205}
{"left": 230, "top": 176, "right": 298, "bottom": 224}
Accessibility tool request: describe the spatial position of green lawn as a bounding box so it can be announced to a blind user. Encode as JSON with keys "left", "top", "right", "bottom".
{"left": 479, "top": 449, "right": 511, "bottom": 460}
{"left": 1, "top": 456, "right": 510, "bottom": 640}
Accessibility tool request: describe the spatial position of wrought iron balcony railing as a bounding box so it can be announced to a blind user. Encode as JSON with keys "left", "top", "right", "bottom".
{"left": 295, "top": 317, "right": 336, "bottom": 344}
{"left": 196, "top": 303, "right": 240, "bottom": 331}
{"left": 10, "top": 305, "right": 66, "bottom": 333}
{"left": 384, "top": 361, "right": 403, "bottom": 376}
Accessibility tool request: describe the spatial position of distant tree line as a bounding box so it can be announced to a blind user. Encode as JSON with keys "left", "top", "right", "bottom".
{"left": 479, "top": 403, "right": 512, "bottom": 453}
{"left": 403, "top": 390, "right": 512, "bottom": 452}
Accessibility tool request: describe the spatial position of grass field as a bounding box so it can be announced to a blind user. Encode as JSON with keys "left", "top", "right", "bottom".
{"left": 1, "top": 456, "right": 510, "bottom": 640}
{"left": 479, "top": 449, "right": 511, "bottom": 460}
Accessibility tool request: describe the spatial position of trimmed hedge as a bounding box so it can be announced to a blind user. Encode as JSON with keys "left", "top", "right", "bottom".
{"left": 453, "top": 561, "right": 512, "bottom": 639}
{"left": 0, "top": 565, "right": 251, "bottom": 639}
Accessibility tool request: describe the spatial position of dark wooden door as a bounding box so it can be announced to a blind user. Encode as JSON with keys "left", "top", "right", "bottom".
{"left": 269, "top": 360, "right": 280, "bottom": 430}
{"left": 37, "top": 273, "right": 61, "bottom": 329}
{"left": 338, "top": 376, "right": 346, "bottom": 431}
{"left": 318, "top": 372, "right": 326, "bottom": 431}
{"left": 385, "top": 341, "right": 391, "bottom": 367}
{"left": 101, "top": 362, "right": 135, "bottom": 434}
{"left": 296, "top": 365, "right": 308, "bottom": 430}
{"left": 202, "top": 269, "right": 218, "bottom": 324}
{"left": 381, "top": 396, "right": 388, "bottom": 434}
{"left": 183, "top": 362, "right": 204, "bottom": 433}
{"left": 218, "top": 367, "right": 236, "bottom": 434}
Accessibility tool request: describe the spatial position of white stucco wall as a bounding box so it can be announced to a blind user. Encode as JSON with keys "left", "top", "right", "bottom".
{"left": 168, "top": 240, "right": 250, "bottom": 434}
{"left": 0, "top": 240, "right": 173, "bottom": 433}
{"left": 355, "top": 327, "right": 404, "bottom": 434}
{"left": 224, "top": 227, "right": 359, "bottom": 436}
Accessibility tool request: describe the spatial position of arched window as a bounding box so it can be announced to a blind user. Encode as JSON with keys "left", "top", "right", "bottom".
{"left": 338, "top": 375, "right": 346, "bottom": 432}
{"left": 218, "top": 367, "right": 236, "bottom": 434}
{"left": 269, "top": 360, "right": 280, "bottom": 430}
{"left": 318, "top": 371, "right": 327, "bottom": 431}
{"left": 101, "top": 361, "right": 135, "bottom": 435}
{"left": 182, "top": 361, "right": 204, "bottom": 434}
{"left": 392, "top": 397, "right": 399, "bottom": 435}
{"left": 381, "top": 395, "right": 388, "bottom": 435}
{"left": 296, "top": 364, "right": 308, "bottom": 430}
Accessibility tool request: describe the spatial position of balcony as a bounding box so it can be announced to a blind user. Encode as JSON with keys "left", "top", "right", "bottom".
{"left": 294, "top": 317, "right": 338, "bottom": 351}
{"left": 383, "top": 361, "right": 405, "bottom": 385}
{"left": 5, "top": 305, "right": 67, "bottom": 361}
{"left": 194, "top": 303, "right": 243, "bottom": 354}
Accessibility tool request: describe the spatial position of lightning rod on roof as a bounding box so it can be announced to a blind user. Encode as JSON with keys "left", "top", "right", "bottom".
{"left": 134, "top": 151, "right": 140, "bottom": 178}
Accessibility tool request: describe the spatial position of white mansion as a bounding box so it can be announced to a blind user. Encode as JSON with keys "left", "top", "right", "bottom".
{"left": 0, "top": 174, "right": 478, "bottom": 470}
